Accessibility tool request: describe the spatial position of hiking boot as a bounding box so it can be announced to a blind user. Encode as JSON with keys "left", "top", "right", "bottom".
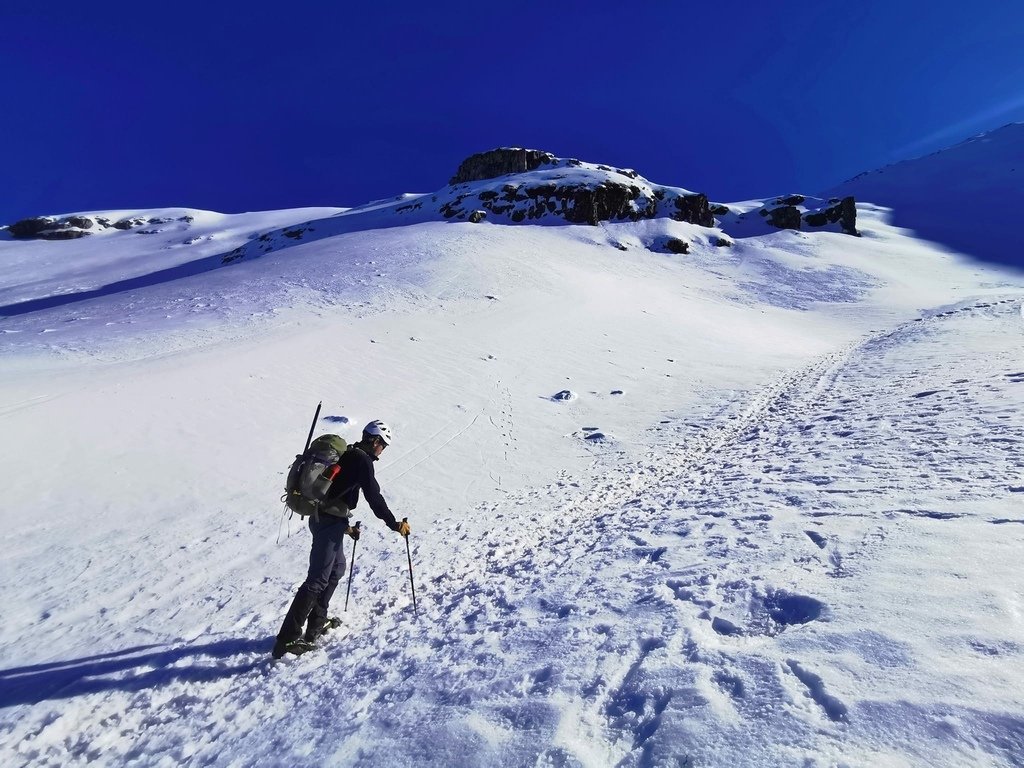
{"left": 304, "top": 616, "right": 342, "bottom": 643}
{"left": 272, "top": 637, "right": 317, "bottom": 659}
{"left": 322, "top": 616, "right": 343, "bottom": 634}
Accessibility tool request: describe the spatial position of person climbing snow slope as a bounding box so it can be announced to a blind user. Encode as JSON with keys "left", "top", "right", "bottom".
{"left": 273, "top": 420, "right": 411, "bottom": 658}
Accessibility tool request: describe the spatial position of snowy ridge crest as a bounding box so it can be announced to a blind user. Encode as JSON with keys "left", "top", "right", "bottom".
{"left": 435, "top": 148, "right": 856, "bottom": 235}
{"left": 3, "top": 148, "right": 859, "bottom": 277}
{"left": 214, "top": 148, "right": 858, "bottom": 267}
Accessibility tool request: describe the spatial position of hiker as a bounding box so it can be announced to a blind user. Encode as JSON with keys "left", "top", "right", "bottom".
{"left": 273, "top": 420, "right": 411, "bottom": 658}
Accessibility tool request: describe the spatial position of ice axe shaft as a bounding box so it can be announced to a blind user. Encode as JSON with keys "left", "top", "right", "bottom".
{"left": 304, "top": 401, "right": 323, "bottom": 453}
{"left": 344, "top": 521, "right": 361, "bottom": 611}
{"left": 403, "top": 517, "right": 418, "bottom": 615}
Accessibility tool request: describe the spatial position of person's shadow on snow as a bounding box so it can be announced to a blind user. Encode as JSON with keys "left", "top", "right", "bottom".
{"left": 0, "top": 637, "right": 270, "bottom": 708}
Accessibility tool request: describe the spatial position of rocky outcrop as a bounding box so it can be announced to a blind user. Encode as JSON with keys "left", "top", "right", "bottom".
{"left": 438, "top": 148, "right": 718, "bottom": 227}
{"left": 7, "top": 217, "right": 55, "bottom": 238}
{"left": 804, "top": 196, "right": 857, "bottom": 234}
{"left": 758, "top": 195, "right": 858, "bottom": 235}
{"left": 113, "top": 217, "right": 146, "bottom": 230}
{"left": 672, "top": 194, "right": 712, "bottom": 226}
{"left": 438, "top": 179, "right": 712, "bottom": 227}
{"left": 557, "top": 182, "right": 653, "bottom": 225}
{"left": 761, "top": 205, "right": 803, "bottom": 230}
{"left": 5, "top": 213, "right": 197, "bottom": 240}
{"left": 450, "top": 148, "right": 557, "bottom": 184}
{"left": 7, "top": 216, "right": 93, "bottom": 240}
{"left": 664, "top": 237, "right": 690, "bottom": 254}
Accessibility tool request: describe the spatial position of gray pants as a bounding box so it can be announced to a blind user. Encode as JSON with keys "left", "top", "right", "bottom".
{"left": 277, "top": 513, "right": 349, "bottom": 643}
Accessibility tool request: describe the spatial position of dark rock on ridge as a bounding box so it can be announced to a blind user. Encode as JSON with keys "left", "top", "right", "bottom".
{"left": 438, "top": 181, "right": 713, "bottom": 228}
{"left": 440, "top": 148, "right": 717, "bottom": 227}
{"left": 560, "top": 182, "right": 651, "bottom": 225}
{"left": 114, "top": 217, "right": 146, "bottom": 230}
{"left": 664, "top": 237, "right": 690, "bottom": 254}
{"left": 776, "top": 194, "right": 805, "bottom": 206}
{"left": 43, "top": 229, "right": 93, "bottom": 240}
{"left": 758, "top": 196, "right": 858, "bottom": 235}
{"left": 7, "top": 216, "right": 94, "bottom": 240}
{"left": 803, "top": 196, "right": 857, "bottom": 234}
{"left": 7, "top": 217, "right": 56, "bottom": 238}
{"left": 450, "top": 148, "right": 558, "bottom": 184}
{"left": 5, "top": 212, "right": 200, "bottom": 241}
{"left": 673, "top": 194, "right": 712, "bottom": 226}
{"left": 763, "top": 205, "right": 803, "bottom": 230}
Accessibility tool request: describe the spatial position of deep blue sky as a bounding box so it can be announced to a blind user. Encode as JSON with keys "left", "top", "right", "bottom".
{"left": 3, "top": 2, "right": 1023, "bottom": 222}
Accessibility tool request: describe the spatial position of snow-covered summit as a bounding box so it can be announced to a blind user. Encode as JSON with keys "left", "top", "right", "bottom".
{"left": 417, "top": 147, "right": 856, "bottom": 233}
{"left": 177, "top": 148, "right": 854, "bottom": 268}
{"left": 438, "top": 146, "right": 714, "bottom": 226}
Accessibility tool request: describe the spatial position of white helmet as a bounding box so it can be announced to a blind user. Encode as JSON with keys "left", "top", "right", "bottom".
{"left": 363, "top": 419, "right": 393, "bottom": 446}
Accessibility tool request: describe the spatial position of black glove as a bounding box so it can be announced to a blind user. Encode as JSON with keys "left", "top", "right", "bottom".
{"left": 347, "top": 522, "right": 361, "bottom": 541}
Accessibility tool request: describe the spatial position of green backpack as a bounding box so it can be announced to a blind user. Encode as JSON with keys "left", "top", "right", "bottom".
{"left": 283, "top": 434, "right": 348, "bottom": 517}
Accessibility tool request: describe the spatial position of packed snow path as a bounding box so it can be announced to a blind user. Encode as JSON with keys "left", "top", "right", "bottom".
{"left": 3, "top": 299, "right": 1023, "bottom": 767}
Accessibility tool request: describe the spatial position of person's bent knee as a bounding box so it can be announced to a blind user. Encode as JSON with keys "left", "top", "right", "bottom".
{"left": 299, "top": 576, "right": 329, "bottom": 595}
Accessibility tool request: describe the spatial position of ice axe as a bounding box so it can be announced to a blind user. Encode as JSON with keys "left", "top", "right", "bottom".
{"left": 344, "top": 521, "right": 361, "bottom": 611}
{"left": 402, "top": 517, "right": 418, "bottom": 616}
{"left": 304, "top": 401, "right": 323, "bottom": 453}
{"left": 278, "top": 400, "right": 323, "bottom": 544}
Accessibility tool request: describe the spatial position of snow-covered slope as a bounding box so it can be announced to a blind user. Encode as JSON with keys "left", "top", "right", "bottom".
{"left": 823, "top": 122, "right": 1024, "bottom": 271}
{"left": 1, "top": 145, "right": 1023, "bottom": 767}
{"left": 0, "top": 206, "right": 346, "bottom": 330}
{"left": 1, "top": 148, "right": 858, "bottom": 333}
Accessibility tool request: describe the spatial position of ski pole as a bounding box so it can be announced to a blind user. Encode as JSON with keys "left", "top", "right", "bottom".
{"left": 344, "top": 521, "right": 361, "bottom": 611}
{"left": 403, "top": 517, "right": 418, "bottom": 615}
{"left": 304, "top": 401, "right": 323, "bottom": 453}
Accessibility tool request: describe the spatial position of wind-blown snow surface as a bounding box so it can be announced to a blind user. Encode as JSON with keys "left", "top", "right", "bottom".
{"left": 1, "top": 193, "right": 1023, "bottom": 766}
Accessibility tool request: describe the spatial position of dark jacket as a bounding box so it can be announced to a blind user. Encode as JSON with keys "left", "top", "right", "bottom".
{"left": 324, "top": 443, "right": 399, "bottom": 530}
